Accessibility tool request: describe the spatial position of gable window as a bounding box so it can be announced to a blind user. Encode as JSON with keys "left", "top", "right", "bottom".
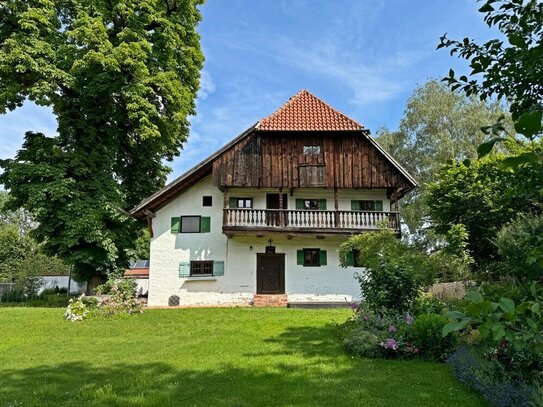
{"left": 181, "top": 216, "right": 201, "bottom": 233}
{"left": 351, "top": 200, "right": 383, "bottom": 211}
{"left": 190, "top": 260, "right": 213, "bottom": 276}
{"left": 303, "top": 145, "right": 321, "bottom": 155}
{"left": 202, "top": 196, "right": 212, "bottom": 206}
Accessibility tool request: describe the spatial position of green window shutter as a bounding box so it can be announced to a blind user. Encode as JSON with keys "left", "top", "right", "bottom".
{"left": 351, "top": 200, "right": 360, "bottom": 210}
{"left": 295, "top": 199, "right": 304, "bottom": 210}
{"left": 297, "top": 250, "right": 304, "bottom": 265}
{"left": 346, "top": 250, "right": 354, "bottom": 266}
{"left": 179, "top": 262, "right": 190, "bottom": 277}
{"left": 319, "top": 199, "right": 327, "bottom": 210}
{"left": 319, "top": 250, "right": 327, "bottom": 266}
{"left": 213, "top": 261, "right": 224, "bottom": 276}
{"left": 229, "top": 197, "right": 237, "bottom": 208}
{"left": 375, "top": 200, "right": 383, "bottom": 211}
{"left": 200, "top": 217, "right": 211, "bottom": 233}
{"left": 171, "top": 217, "right": 181, "bottom": 234}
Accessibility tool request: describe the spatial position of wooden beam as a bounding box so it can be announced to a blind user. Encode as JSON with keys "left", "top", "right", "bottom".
{"left": 334, "top": 187, "right": 339, "bottom": 227}
{"left": 146, "top": 215, "right": 154, "bottom": 238}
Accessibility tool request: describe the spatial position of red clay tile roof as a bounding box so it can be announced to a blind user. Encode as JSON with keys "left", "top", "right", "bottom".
{"left": 257, "top": 90, "right": 364, "bottom": 131}
{"left": 123, "top": 268, "right": 149, "bottom": 279}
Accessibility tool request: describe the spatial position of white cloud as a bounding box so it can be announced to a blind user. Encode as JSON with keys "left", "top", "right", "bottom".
{"left": 197, "top": 69, "right": 216, "bottom": 100}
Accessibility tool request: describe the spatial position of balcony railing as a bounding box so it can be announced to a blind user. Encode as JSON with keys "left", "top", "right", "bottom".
{"left": 222, "top": 208, "right": 400, "bottom": 235}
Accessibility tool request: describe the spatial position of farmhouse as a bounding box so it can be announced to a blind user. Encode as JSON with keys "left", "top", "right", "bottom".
{"left": 132, "top": 90, "right": 417, "bottom": 307}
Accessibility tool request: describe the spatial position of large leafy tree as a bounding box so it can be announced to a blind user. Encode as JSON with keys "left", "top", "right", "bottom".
{"left": 427, "top": 142, "right": 543, "bottom": 274}
{"left": 376, "top": 80, "right": 510, "bottom": 249}
{"left": 438, "top": 0, "right": 543, "bottom": 270}
{"left": 439, "top": 0, "right": 542, "bottom": 152}
{"left": 0, "top": 0, "right": 204, "bottom": 281}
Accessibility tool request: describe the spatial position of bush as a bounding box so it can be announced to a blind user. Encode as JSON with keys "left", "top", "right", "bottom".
{"left": 339, "top": 229, "right": 464, "bottom": 313}
{"left": 410, "top": 313, "right": 457, "bottom": 361}
{"left": 412, "top": 292, "right": 446, "bottom": 315}
{"left": 494, "top": 214, "right": 543, "bottom": 283}
{"left": 356, "top": 254, "right": 420, "bottom": 313}
{"left": 65, "top": 279, "right": 141, "bottom": 321}
{"left": 531, "top": 384, "right": 543, "bottom": 407}
{"left": 341, "top": 305, "right": 422, "bottom": 359}
{"left": 38, "top": 294, "right": 71, "bottom": 307}
{"left": 0, "top": 287, "right": 24, "bottom": 303}
{"left": 343, "top": 328, "right": 380, "bottom": 358}
{"left": 64, "top": 294, "right": 97, "bottom": 321}
{"left": 479, "top": 281, "right": 524, "bottom": 303}
{"left": 444, "top": 288, "right": 543, "bottom": 382}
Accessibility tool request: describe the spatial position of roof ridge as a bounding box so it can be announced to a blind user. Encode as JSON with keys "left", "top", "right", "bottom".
{"left": 257, "top": 89, "right": 364, "bottom": 131}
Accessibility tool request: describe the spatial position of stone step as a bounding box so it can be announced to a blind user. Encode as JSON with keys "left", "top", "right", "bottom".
{"left": 252, "top": 294, "right": 288, "bottom": 308}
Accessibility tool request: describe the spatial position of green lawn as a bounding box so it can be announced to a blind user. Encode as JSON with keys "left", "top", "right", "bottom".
{"left": 0, "top": 307, "right": 486, "bottom": 407}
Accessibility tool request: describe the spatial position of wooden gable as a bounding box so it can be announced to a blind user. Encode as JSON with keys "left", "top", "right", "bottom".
{"left": 212, "top": 130, "right": 413, "bottom": 190}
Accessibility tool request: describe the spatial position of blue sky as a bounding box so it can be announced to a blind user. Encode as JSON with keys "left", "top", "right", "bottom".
{"left": 0, "top": 0, "right": 497, "bottom": 182}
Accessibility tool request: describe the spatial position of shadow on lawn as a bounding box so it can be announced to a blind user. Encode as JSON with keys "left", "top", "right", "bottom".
{"left": 0, "top": 324, "right": 487, "bottom": 407}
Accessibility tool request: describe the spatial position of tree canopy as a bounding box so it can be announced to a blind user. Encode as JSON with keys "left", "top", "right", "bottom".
{"left": 427, "top": 142, "right": 543, "bottom": 272}
{"left": 376, "top": 79, "right": 510, "bottom": 248}
{"left": 0, "top": 0, "right": 204, "bottom": 280}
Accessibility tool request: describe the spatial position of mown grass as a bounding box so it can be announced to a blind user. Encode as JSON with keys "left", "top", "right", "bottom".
{"left": 0, "top": 307, "right": 487, "bottom": 407}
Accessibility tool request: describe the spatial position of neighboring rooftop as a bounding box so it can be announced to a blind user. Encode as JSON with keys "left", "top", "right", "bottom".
{"left": 124, "top": 260, "right": 150, "bottom": 279}
{"left": 256, "top": 90, "right": 364, "bottom": 131}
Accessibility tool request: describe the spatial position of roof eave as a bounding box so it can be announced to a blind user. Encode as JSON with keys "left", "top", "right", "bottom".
{"left": 131, "top": 123, "right": 258, "bottom": 218}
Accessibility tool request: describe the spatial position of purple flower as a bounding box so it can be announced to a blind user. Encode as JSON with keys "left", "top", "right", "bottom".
{"left": 405, "top": 313, "right": 414, "bottom": 325}
{"left": 388, "top": 325, "right": 397, "bottom": 333}
{"left": 381, "top": 338, "right": 398, "bottom": 351}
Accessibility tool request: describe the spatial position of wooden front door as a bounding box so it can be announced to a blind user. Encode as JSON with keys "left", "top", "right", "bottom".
{"left": 256, "top": 253, "right": 285, "bottom": 294}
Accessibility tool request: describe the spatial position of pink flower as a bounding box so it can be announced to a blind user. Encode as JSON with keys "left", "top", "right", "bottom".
{"left": 388, "top": 325, "right": 397, "bottom": 333}
{"left": 405, "top": 313, "right": 414, "bottom": 325}
{"left": 381, "top": 338, "right": 398, "bottom": 351}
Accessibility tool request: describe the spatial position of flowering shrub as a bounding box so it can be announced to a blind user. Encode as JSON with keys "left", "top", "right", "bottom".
{"left": 64, "top": 294, "right": 98, "bottom": 321}
{"left": 95, "top": 278, "right": 142, "bottom": 316}
{"left": 447, "top": 347, "right": 534, "bottom": 407}
{"left": 343, "top": 328, "right": 380, "bottom": 358}
{"left": 64, "top": 279, "right": 141, "bottom": 321}
{"left": 342, "top": 306, "right": 421, "bottom": 359}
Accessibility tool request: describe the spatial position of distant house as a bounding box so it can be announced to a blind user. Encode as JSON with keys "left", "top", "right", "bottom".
{"left": 132, "top": 90, "right": 417, "bottom": 307}
{"left": 124, "top": 260, "right": 150, "bottom": 297}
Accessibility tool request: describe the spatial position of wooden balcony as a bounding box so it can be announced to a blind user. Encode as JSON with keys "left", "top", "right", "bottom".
{"left": 222, "top": 208, "right": 400, "bottom": 237}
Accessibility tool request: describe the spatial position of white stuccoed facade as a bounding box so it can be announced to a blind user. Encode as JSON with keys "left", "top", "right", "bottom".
{"left": 148, "top": 175, "right": 390, "bottom": 306}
